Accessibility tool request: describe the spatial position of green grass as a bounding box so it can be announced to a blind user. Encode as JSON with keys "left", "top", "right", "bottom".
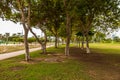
{"left": 0, "top": 43, "right": 120, "bottom": 80}
{"left": 0, "top": 46, "right": 93, "bottom": 80}
{"left": 89, "top": 43, "right": 120, "bottom": 54}
{"left": 0, "top": 61, "right": 91, "bottom": 80}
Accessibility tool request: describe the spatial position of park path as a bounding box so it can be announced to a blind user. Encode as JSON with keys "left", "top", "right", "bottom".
{"left": 0, "top": 45, "right": 53, "bottom": 60}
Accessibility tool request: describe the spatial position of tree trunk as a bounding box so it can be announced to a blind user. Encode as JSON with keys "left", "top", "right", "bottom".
{"left": 41, "top": 44, "right": 46, "bottom": 54}
{"left": 29, "top": 28, "right": 47, "bottom": 54}
{"left": 23, "top": 28, "right": 30, "bottom": 61}
{"left": 81, "top": 36, "right": 84, "bottom": 49}
{"left": 65, "top": 14, "right": 71, "bottom": 56}
{"left": 41, "top": 30, "right": 47, "bottom": 54}
{"left": 62, "top": 38, "right": 64, "bottom": 44}
{"left": 42, "top": 30, "right": 47, "bottom": 54}
{"left": 17, "top": 0, "right": 30, "bottom": 61}
{"left": 78, "top": 40, "right": 80, "bottom": 48}
{"left": 58, "top": 37, "right": 60, "bottom": 47}
{"left": 86, "top": 35, "right": 90, "bottom": 53}
{"left": 55, "top": 35, "right": 58, "bottom": 48}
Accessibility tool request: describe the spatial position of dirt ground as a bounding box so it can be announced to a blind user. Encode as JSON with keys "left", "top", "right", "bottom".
{"left": 70, "top": 47, "right": 120, "bottom": 80}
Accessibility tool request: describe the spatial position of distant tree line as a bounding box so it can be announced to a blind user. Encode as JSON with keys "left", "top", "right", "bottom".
{"left": 0, "top": 33, "right": 38, "bottom": 44}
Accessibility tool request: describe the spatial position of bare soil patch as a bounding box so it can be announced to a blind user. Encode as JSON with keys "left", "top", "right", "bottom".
{"left": 69, "top": 47, "right": 120, "bottom": 80}
{"left": 20, "top": 53, "right": 67, "bottom": 64}
{"left": 9, "top": 65, "right": 26, "bottom": 71}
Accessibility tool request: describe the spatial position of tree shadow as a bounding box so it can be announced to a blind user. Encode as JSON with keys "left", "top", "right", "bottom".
{"left": 69, "top": 47, "right": 120, "bottom": 80}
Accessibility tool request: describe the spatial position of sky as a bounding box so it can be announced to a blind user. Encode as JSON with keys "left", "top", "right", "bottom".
{"left": 0, "top": 18, "right": 120, "bottom": 38}
{"left": 112, "top": 30, "right": 120, "bottom": 38}
{"left": 0, "top": 19, "right": 42, "bottom": 37}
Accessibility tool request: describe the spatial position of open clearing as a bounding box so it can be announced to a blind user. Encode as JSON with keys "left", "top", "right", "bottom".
{"left": 0, "top": 43, "right": 120, "bottom": 80}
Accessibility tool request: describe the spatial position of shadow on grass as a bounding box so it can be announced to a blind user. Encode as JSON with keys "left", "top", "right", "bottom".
{"left": 69, "top": 47, "right": 120, "bottom": 80}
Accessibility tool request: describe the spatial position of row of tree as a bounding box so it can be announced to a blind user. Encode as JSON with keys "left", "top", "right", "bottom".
{"left": 0, "top": 33, "right": 38, "bottom": 44}
{"left": 0, "top": 0, "right": 119, "bottom": 61}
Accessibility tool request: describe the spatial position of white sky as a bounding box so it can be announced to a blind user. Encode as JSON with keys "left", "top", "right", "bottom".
{"left": 112, "top": 30, "right": 120, "bottom": 38}
{"left": 0, "top": 19, "right": 42, "bottom": 37}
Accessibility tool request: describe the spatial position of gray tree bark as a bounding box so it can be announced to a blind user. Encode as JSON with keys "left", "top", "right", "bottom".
{"left": 86, "top": 35, "right": 90, "bottom": 53}
{"left": 65, "top": 14, "right": 71, "bottom": 56}
{"left": 17, "top": 0, "right": 30, "bottom": 61}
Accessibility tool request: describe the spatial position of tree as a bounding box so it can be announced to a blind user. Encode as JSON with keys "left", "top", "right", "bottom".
{"left": 63, "top": 0, "right": 78, "bottom": 56}
{"left": 76, "top": 30, "right": 94, "bottom": 49}
{"left": 93, "top": 31, "right": 106, "bottom": 42}
{"left": 29, "top": 23, "right": 48, "bottom": 54}
{"left": 58, "top": 24, "right": 67, "bottom": 45}
{"left": 0, "top": 34, "right": 2, "bottom": 40}
{"left": 113, "top": 36, "right": 120, "bottom": 42}
{"left": 12, "top": 0, "right": 31, "bottom": 61}
{"left": 2, "top": 0, "right": 31, "bottom": 61}
{"left": 75, "top": 0, "right": 120, "bottom": 53}
{"left": 76, "top": 31, "right": 84, "bottom": 48}
{"left": 28, "top": 0, "right": 48, "bottom": 54}
{"left": 5, "top": 33, "right": 10, "bottom": 44}
{"left": 39, "top": 0, "right": 63, "bottom": 48}
{"left": 28, "top": 37, "right": 36, "bottom": 43}
{"left": 0, "top": 0, "right": 12, "bottom": 20}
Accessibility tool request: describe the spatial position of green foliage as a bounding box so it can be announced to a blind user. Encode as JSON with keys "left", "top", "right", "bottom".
{"left": 113, "top": 36, "right": 120, "bottom": 42}
{"left": 58, "top": 25, "right": 67, "bottom": 38}
{"left": 12, "top": 37, "right": 23, "bottom": 42}
{"left": 76, "top": 31, "right": 83, "bottom": 36}
{"left": 27, "top": 37, "right": 36, "bottom": 43}
{"left": 76, "top": 31, "right": 94, "bottom": 37}
{"left": 103, "top": 38, "right": 112, "bottom": 43}
{"left": 93, "top": 31, "right": 106, "bottom": 42}
{"left": 0, "top": 0, "right": 12, "bottom": 20}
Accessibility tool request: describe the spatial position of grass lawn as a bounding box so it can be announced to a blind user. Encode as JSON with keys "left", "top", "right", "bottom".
{"left": 90, "top": 43, "right": 120, "bottom": 54}
{"left": 0, "top": 43, "right": 120, "bottom": 80}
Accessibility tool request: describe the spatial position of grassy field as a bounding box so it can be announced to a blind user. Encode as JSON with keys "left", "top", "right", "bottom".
{"left": 0, "top": 43, "right": 120, "bottom": 80}
{"left": 90, "top": 43, "right": 120, "bottom": 54}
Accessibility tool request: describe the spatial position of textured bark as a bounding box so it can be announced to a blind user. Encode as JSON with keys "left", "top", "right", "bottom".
{"left": 29, "top": 28, "right": 47, "bottom": 54}
{"left": 41, "top": 44, "right": 46, "bottom": 54}
{"left": 61, "top": 38, "right": 64, "bottom": 44}
{"left": 24, "top": 28, "right": 30, "bottom": 61}
{"left": 86, "top": 35, "right": 90, "bottom": 53}
{"left": 43, "top": 31, "right": 47, "bottom": 54}
{"left": 55, "top": 35, "right": 58, "bottom": 48}
{"left": 63, "top": 0, "right": 71, "bottom": 56}
{"left": 81, "top": 36, "right": 84, "bottom": 49}
{"left": 65, "top": 14, "right": 71, "bottom": 56}
{"left": 17, "top": 0, "right": 30, "bottom": 61}
{"left": 78, "top": 40, "right": 80, "bottom": 48}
